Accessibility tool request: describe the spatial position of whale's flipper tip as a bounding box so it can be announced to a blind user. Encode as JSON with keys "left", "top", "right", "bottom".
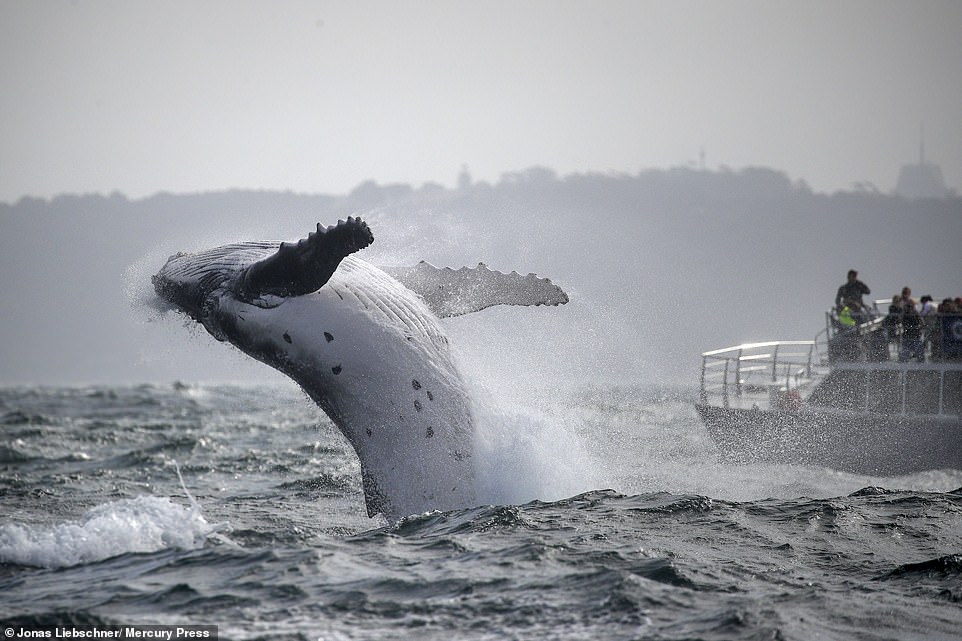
{"left": 384, "top": 262, "right": 569, "bottom": 318}
{"left": 240, "top": 217, "right": 373, "bottom": 300}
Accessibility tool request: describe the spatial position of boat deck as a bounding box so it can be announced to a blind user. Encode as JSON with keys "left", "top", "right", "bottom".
{"left": 699, "top": 315, "right": 962, "bottom": 417}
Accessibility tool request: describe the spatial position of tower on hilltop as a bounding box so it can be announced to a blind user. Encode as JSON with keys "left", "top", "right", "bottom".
{"left": 895, "top": 126, "right": 948, "bottom": 199}
{"left": 457, "top": 164, "right": 472, "bottom": 191}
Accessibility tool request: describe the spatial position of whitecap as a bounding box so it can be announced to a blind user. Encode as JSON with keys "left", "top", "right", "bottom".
{"left": 0, "top": 496, "right": 224, "bottom": 569}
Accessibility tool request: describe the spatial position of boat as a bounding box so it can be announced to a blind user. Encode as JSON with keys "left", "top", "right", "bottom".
{"left": 695, "top": 303, "right": 962, "bottom": 475}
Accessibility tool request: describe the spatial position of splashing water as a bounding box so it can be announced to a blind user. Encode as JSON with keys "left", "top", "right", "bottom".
{"left": 0, "top": 465, "right": 225, "bottom": 569}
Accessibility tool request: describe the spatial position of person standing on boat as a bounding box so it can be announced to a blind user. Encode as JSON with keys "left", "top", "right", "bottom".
{"left": 899, "top": 298, "right": 925, "bottom": 362}
{"left": 920, "top": 295, "right": 940, "bottom": 360}
{"left": 882, "top": 295, "right": 903, "bottom": 355}
{"left": 899, "top": 286, "right": 913, "bottom": 308}
{"left": 835, "top": 270, "right": 871, "bottom": 314}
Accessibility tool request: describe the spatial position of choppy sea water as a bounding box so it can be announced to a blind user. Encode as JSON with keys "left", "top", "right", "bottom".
{"left": 2, "top": 384, "right": 961, "bottom": 640}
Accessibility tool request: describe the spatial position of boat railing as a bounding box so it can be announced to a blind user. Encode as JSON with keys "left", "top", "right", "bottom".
{"left": 813, "top": 326, "right": 832, "bottom": 365}
{"left": 810, "top": 360, "right": 962, "bottom": 417}
{"left": 699, "top": 341, "right": 827, "bottom": 409}
{"left": 825, "top": 307, "right": 962, "bottom": 363}
{"left": 824, "top": 309, "right": 886, "bottom": 341}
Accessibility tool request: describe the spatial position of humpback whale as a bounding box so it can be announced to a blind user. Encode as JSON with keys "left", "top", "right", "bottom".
{"left": 152, "top": 218, "right": 568, "bottom": 521}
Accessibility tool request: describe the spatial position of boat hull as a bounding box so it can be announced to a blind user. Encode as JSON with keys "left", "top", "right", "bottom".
{"left": 695, "top": 403, "right": 962, "bottom": 475}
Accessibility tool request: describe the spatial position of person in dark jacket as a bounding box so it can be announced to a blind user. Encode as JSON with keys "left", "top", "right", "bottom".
{"left": 899, "top": 299, "right": 925, "bottom": 362}
{"left": 881, "top": 295, "right": 903, "bottom": 355}
{"left": 835, "top": 270, "right": 871, "bottom": 312}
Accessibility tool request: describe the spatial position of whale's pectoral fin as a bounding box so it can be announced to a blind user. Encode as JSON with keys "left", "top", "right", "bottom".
{"left": 237, "top": 217, "right": 374, "bottom": 300}
{"left": 383, "top": 261, "right": 569, "bottom": 318}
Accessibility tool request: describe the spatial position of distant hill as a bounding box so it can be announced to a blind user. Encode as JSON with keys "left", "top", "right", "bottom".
{"left": 1, "top": 166, "right": 960, "bottom": 387}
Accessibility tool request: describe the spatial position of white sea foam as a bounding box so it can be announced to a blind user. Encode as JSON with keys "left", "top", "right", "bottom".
{"left": 0, "top": 496, "right": 223, "bottom": 569}
{"left": 472, "top": 395, "right": 599, "bottom": 508}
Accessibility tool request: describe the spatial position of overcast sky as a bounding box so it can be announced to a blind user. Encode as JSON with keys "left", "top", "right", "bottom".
{"left": 2, "top": 0, "right": 960, "bottom": 201}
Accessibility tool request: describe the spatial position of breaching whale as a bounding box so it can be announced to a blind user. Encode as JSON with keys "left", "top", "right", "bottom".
{"left": 152, "top": 217, "right": 568, "bottom": 521}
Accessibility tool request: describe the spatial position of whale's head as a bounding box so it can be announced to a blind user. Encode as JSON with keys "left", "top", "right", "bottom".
{"left": 152, "top": 218, "right": 374, "bottom": 338}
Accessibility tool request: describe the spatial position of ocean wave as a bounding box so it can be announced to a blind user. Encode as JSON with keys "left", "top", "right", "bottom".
{"left": 0, "top": 496, "right": 225, "bottom": 569}
{"left": 881, "top": 554, "right": 962, "bottom": 580}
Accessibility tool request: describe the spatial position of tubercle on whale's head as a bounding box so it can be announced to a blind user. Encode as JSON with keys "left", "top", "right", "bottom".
{"left": 153, "top": 252, "right": 223, "bottom": 323}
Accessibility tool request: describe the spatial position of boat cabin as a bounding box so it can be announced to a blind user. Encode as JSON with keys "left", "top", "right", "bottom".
{"left": 699, "top": 306, "right": 962, "bottom": 417}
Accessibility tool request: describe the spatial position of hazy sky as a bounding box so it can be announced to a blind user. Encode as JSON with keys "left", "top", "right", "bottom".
{"left": 2, "top": 0, "right": 960, "bottom": 201}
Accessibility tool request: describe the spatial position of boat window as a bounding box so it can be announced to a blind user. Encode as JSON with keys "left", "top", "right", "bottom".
{"left": 943, "top": 371, "right": 962, "bottom": 416}
{"left": 905, "top": 370, "right": 940, "bottom": 415}
{"left": 867, "top": 370, "right": 901, "bottom": 414}
{"left": 808, "top": 369, "right": 866, "bottom": 411}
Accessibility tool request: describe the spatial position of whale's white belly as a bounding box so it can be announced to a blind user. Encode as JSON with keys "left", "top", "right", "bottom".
{"left": 216, "top": 258, "right": 477, "bottom": 519}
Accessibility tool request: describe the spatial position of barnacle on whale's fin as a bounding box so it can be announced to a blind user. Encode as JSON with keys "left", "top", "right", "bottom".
{"left": 383, "top": 261, "right": 569, "bottom": 318}
{"left": 239, "top": 217, "right": 374, "bottom": 299}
